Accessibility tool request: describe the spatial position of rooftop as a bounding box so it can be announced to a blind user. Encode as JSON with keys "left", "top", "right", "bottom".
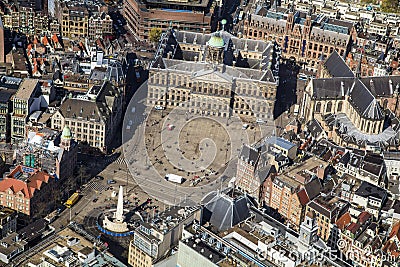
{"left": 0, "top": 233, "right": 27, "bottom": 257}
{"left": 0, "top": 166, "right": 54, "bottom": 199}
{"left": 0, "top": 207, "right": 16, "bottom": 220}
{"left": 138, "top": 205, "right": 200, "bottom": 240}
{"left": 14, "top": 79, "right": 39, "bottom": 100}
{"left": 308, "top": 195, "right": 348, "bottom": 219}
{"left": 264, "top": 136, "right": 297, "bottom": 151}
{"left": 182, "top": 237, "right": 225, "bottom": 265}
{"left": 142, "top": 0, "right": 211, "bottom": 8}
{"left": 24, "top": 227, "right": 125, "bottom": 267}
{"left": 354, "top": 181, "right": 387, "bottom": 200}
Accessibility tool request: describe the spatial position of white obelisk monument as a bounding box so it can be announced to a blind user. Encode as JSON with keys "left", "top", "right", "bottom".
{"left": 103, "top": 185, "right": 129, "bottom": 232}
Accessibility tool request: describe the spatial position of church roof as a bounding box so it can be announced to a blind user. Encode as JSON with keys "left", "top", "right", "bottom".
{"left": 323, "top": 50, "right": 354, "bottom": 78}
{"left": 312, "top": 77, "right": 386, "bottom": 120}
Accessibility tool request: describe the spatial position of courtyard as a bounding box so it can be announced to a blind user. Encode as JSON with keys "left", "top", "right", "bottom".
{"left": 144, "top": 108, "right": 262, "bottom": 187}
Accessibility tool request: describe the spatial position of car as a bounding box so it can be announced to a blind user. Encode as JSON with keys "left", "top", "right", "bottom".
{"left": 298, "top": 73, "right": 308, "bottom": 80}
{"left": 154, "top": 105, "right": 165, "bottom": 110}
{"left": 256, "top": 118, "right": 264, "bottom": 123}
{"left": 93, "top": 198, "right": 98, "bottom": 203}
{"left": 242, "top": 124, "right": 249, "bottom": 130}
{"left": 95, "top": 176, "right": 104, "bottom": 180}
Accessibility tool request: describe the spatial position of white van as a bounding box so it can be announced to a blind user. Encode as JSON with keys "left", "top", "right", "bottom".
{"left": 154, "top": 105, "right": 165, "bottom": 110}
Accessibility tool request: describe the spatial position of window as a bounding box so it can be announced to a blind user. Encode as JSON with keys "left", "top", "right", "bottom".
{"left": 315, "top": 102, "right": 321, "bottom": 113}
{"left": 337, "top": 102, "right": 343, "bottom": 112}
{"left": 326, "top": 101, "right": 332, "bottom": 113}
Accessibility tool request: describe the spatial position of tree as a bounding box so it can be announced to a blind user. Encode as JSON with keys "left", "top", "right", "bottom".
{"left": 149, "top": 28, "right": 162, "bottom": 44}
{"left": 381, "top": 0, "right": 400, "bottom": 12}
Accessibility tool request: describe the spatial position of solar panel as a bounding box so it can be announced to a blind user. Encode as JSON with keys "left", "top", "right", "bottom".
{"left": 22, "top": 166, "right": 34, "bottom": 173}
{"left": 14, "top": 171, "right": 22, "bottom": 179}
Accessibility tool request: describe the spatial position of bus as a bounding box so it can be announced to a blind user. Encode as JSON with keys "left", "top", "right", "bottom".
{"left": 65, "top": 192, "right": 80, "bottom": 208}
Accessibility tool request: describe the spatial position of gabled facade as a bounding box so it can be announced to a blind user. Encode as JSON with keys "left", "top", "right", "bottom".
{"left": 243, "top": 8, "right": 356, "bottom": 72}
{"left": 0, "top": 166, "right": 57, "bottom": 216}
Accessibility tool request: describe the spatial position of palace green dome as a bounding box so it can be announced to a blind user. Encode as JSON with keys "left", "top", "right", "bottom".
{"left": 208, "top": 32, "right": 225, "bottom": 48}
{"left": 62, "top": 126, "right": 72, "bottom": 139}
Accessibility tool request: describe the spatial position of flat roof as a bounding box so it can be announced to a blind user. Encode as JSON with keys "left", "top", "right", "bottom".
{"left": 143, "top": 0, "right": 210, "bottom": 8}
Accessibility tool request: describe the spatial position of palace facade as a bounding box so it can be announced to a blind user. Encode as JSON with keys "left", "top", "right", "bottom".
{"left": 147, "top": 29, "right": 279, "bottom": 121}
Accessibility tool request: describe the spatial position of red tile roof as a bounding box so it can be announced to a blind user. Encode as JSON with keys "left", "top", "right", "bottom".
{"left": 388, "top": 221, "right": 400, "bottom": 241}
{"left": 297, "top": 188, "right": 310, "bottom": 206}
{"left": 51, "top": 34, "right": 59, "bottom": 43}
{"left": 336, "top": 212, "right": 351, "bottom": 230}
{"left": 42, "top": 36, "right": 49, "bottom": 46}
{"left": 0, "top": 166, "right": 53, "bottom": 199}
{"left": 357, "top": 211, "right": 371, "bottom": 224}
{"left": 383, "top": 239, "right": 399, "bottom": 258}
{"left": 0, "top": 179, "right": 30, "bottom": 198}
{"left": 346, "top": 222, "right": 360, "bottom": 234}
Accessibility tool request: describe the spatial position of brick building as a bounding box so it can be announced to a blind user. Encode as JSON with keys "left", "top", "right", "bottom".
{"left": 58, "top": 4, "right": 89, "bottom": 40}
{"left": 123, "top": 0, "right": 214, "bottom": 41}
{"left": 0, "top": 76, "right": 21, "bottom": 143}
{"left": 88, "top": 12, "right": 113, "bottom": 41}
{"left": 306, "top": 195, "right": 349, "bottom": 241}
{"left": 11, "top": 78, "right": 43, "bottom": 144}
{"left": 0, "top": 165, "right": 57, "bottom": 217}
{"left": 243, "top": 7, "right": 356, "bottom": 72}
{"left": 235, "top": 145, "right": 276, "bottom": 204}
{"left": 1, "top": 2, "right": 49, "bottom": 36}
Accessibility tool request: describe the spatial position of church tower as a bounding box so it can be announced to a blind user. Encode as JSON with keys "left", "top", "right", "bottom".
{"left": 299, "top": 211, "right": 319, "bottom": 246}
{"left": 60, "top": 126, "right": 72, "bottom": 151}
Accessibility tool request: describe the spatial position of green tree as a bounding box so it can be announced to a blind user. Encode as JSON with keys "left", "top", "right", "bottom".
{"left": 381, "top": 0, "right": 400, "bottom": 12}
{"left": 149, "top": 28, "right": 162, "bottom": 43}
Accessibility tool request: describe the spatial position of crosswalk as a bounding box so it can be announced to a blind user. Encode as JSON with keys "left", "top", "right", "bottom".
{"left": 115, "top": 157, "right": 126, "bottom": 165}
{"left": 104, "top": 156, "right": 126, "bottom": 165}
{"left": 84, "top": 181, "right": 107, "bottom": 193}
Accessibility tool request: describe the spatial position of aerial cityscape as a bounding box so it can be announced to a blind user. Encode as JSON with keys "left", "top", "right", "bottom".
{"left": 0, "top": 0, "right": 398, "bottom": 266}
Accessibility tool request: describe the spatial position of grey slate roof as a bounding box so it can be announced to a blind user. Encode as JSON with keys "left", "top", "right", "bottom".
{"left": 323, "top": 50, "right": 354, "bottom": 78}
{"left": 201, "top": 190, "right": 252, "bottom": 231}
{"left": 239, "top": 145, "right": 260, "bottom": 166}
{"left": 312, "top": 77, "right": 386, "bottom": 120}
{"left": 58, "top": 81, "right": 118, "bottom": 123}
{"left": 307, "top": 119, "right": 324, "bottom": 138}
{"left": 355, "top": 181, "right": 386, "bottom": 200}
{"left": 305, "top": 178, "right": 323, "bottom": 200}
{"left": 265, "top": 136, "right": 296, "bottom": 150}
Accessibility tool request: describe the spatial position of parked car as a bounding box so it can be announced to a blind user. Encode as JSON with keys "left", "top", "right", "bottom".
{"left": 154, "top": 105, "right": 165, "bottom": 110}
